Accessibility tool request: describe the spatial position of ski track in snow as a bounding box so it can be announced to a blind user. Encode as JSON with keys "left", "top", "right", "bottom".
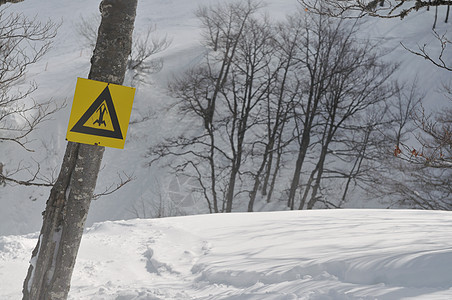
{"left": 1, "top": 210, "right": 452, "bottom": 299}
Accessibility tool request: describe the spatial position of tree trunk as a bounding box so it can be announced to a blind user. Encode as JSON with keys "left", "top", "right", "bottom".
{"left": 22, "top": 1, "right": 137, "bottom": 299}
{"left": 0, "top": 0, "right": 24, "bottom": 5}
{"left": 306, "top": 146, "right": 328, "bottom": 209}
{"left": 265, "top": 144, "right": 282, "bottom": 203}
{"left": 446, "top": 4, "right": 450, "bottom": 23}
{"left": 287, "top": 129, "right": 311, "bottom": 209}
{"left": 339, "top": 129, "right": 370, "bottom": 207}
{"left": 286, "top": 73, "right": 323, "bottom": 210}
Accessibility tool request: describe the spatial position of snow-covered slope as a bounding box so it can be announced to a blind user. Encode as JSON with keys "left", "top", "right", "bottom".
{"left": 0, "top": 0, "right": 450, "bottom": 236}
{"left": 1, "top": 209, "right": 452, "bottom": 299}
{"left": 0, "top": 0, "right": 301, "bottom": 236}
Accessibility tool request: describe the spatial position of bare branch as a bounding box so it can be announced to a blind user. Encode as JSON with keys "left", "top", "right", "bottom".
{"left": 401, "top": 30, "right": 452, "bottom": 72}
{"left": 76, "top": 14, "right": 171, "bottom": 85}
{"left": 0, "top": 7, "right": 60, "bottom": 149}
{"left": 0, "top": 162, "right": 53, "bottom": 187}
{"left": 92, "top": 172, "right": 135, "bottom": 200}
{"left": 300, "top": 0, "right": 452, "bottom": 19}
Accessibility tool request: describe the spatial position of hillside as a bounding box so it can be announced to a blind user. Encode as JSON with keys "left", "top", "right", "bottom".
{"left": 0, "top": 0, "right": 450, "bottom": 236}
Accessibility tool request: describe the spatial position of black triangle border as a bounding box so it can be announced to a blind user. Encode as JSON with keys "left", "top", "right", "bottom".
{"left": 70, "top": 85, "right": 123, "bottom": 140}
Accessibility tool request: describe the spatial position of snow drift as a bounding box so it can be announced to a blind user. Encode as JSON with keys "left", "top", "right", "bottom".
{"left": 1, "top": 209, "right": 452, "bottom": 299}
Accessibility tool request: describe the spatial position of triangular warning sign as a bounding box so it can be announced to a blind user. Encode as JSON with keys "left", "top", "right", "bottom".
{"left": 70, "top": 85, "right": 123, "bottom": 139}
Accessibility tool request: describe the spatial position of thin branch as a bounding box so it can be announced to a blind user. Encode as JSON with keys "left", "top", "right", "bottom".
{"left": 92, "top": 172, "right": 135, "bottom": 200}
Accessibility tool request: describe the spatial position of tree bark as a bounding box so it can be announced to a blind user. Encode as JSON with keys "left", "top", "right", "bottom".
{"left": 22, "top": 1, "right": 137, "bottom": 299}
{"left": 0, "top": 0, "right": 24, "bottom": 5}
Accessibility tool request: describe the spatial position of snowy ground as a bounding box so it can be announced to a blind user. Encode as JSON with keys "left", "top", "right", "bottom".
{"left": 1, "top": 209, "right": 452, "bottom": 299}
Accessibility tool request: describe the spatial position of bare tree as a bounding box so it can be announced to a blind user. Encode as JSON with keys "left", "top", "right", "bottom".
{"left": 387, "top": 95, "right": 452, "bottom": 209}
{"left": 247, "top": 15, "right": 302, "bottom": 211}
{"left": 0, "top": 8, "right": 58, "bottom": 148}
{"left": 150, "top": 0, "right": 266, "bottom": 213}
{"left": 300, "top": 0, "right": 452, "bottom": 20}
{"left": 404, "top": 103, "right": 452, "bottom": 167}
{"left": 300, "top": 0, "right": 452, "bottom": 70}
{"left": 76, "top": 14, "right": 171, "bottom": 85}
{"left": 153, "top": 3, "right": 404, "bottom": 213}
{"left": 286, "top": 12, "right": 350, "bottom": 210}
{"left": 298, "top": 24, "right": 397, "bottom": 210}
{"left": 370, "top": 155, "right": 452, "bottom": 210}
{"left": 219, "top": 13, "right": 280, "bottom": 212}
{"left": 127, "top": 25, "right": 171, "bottom": 83}
{"left": 152, "top": 1, "right": 448, "bottom": 214}
{"left": 362, "top": 79, "right": 452, "bottom": 210}
{"left": 75, "top": 15, "right": 98, "bottom": 49}
{"left": 334, "top": 112, "right": 388, "bottom": 207}
{"left": 298, "top": 1, "right": 452, "bottom": 211}
{"left": 22, "top": 1, "right": 137, "bottom": 299}
{"left": 0, "top": 7, "right": 59, "bottom": 186}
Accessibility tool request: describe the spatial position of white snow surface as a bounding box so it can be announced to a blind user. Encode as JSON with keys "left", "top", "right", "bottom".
{"left": 1, "top": 209, "right": 452, "bottom": 299}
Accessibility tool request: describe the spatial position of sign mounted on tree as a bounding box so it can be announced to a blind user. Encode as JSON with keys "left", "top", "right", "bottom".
{"left": 66, "top": 77, "right": 135, "bottom": 149}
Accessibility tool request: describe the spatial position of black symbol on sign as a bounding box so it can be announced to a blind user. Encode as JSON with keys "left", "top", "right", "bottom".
{"left": 70, "top": 85, "right": 123, "bottom": 139}
{"left": 93, "top": 103, "right": 107, "bottom": 127}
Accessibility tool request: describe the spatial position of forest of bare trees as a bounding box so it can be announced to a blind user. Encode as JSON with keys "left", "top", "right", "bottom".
{"left": 297, "top": 0, "right": 452, "bottom": 209}
{"left": 147, "top": 0, "right": 450, "bottom": 212}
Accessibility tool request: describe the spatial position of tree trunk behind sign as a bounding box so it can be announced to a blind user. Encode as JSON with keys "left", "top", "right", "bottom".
{"left": 22, "top": 1, "right": 137, "bottom": 299}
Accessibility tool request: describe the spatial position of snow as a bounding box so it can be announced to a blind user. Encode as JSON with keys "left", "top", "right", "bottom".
{"left": 0, "top": 0, "right": 451, "bottom": 298}
{"left": 1, "top": 209, "right": 452, "bottom": 299}
{"left": 26, "top": 233, "right": 42, "bottom": 293}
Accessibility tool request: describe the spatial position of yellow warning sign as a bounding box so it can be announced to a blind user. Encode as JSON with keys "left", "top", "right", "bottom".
{"left": 66, "top": 77, "right": 135, "bottom": 149}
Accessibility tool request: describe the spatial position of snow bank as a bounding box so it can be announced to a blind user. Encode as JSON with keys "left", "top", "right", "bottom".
{"left": 1, "top": 209, "right": 452, "bottom": 299}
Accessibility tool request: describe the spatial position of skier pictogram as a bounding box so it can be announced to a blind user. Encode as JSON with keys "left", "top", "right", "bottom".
{"left": 93, "top": 103, "right": 108, "bottom": 127}
{"left": 70, "top": 85, "right": 123, "bottom": 139}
